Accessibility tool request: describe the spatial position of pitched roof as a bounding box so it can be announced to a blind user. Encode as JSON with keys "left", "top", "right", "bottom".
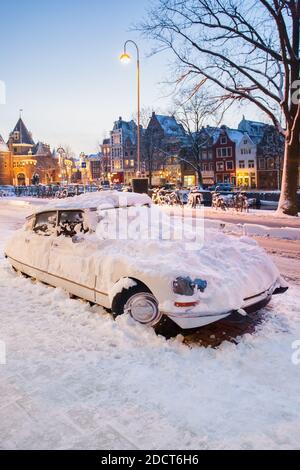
{"left": 155, "top": 114, "right": 186, "bottom": 138}
{"left": 10, "top": 118, "right": 35, "bottom": 146}
{"left": 0, "top": 134, "right": 9, "bottom": 153}
{"left": 226, "top": 128, "right": 244, "bottom": 144}
{"left": 238, "top": 117, "right": 267, "bottom": 143}
{"left": 33, "top": 141, "right": 52, "bottom": 156}
{"left": 112, "top": 118, "right": 137, "bottom": 145}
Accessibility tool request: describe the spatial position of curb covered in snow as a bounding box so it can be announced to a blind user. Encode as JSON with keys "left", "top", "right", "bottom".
{"left": 204, "top": 219, "right": 300, "bottom": 240}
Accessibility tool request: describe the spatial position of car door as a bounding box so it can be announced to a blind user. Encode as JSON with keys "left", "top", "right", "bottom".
{"left": 47, "top": 210, "right": 97, "bottom": 302}
{"left": 21, "top": 210, "right": 58, "bottom": 277}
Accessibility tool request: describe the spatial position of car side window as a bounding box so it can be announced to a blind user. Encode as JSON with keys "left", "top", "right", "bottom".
{"left": 57, "top": 210, "right": 88, "bottom": 238}
{"left": 33, "top": 211, "right": 57, "bottom": 236}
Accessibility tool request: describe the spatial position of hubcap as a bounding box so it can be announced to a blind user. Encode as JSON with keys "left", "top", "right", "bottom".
{"left": 124, "top": 293, "right": 161, "bottom": 326}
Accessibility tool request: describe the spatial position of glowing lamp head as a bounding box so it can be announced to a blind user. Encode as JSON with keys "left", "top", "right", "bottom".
{"left": 120, "top": 52, "right": 131, "bottom": 64}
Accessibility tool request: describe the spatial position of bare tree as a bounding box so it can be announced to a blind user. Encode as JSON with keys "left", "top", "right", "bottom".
{"left": 140, "top": 0, "right": 300, "bottom": 215}
{"left": 171, "top": 88, "right": 230, "bottom": 187}
{"left": 132, "top": 106, "right": 167, "bottom": 185}
{"left": 132, "top": 106, "right": 155, "bottom": 128}
{"left": 57, "top": 144, "right": 75, "bottom": 161}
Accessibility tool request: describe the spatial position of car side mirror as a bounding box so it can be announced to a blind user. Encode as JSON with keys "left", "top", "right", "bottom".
{"left": 72, "top": 234, "right": 84, "bottom": 244}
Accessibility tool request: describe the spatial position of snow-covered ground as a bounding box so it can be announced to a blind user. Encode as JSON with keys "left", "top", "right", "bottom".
{"left": 162, "top": 205, "right": 300, "bottom": 240}
{"left": 0, "top": 198, "right": 300, "bottom": 450}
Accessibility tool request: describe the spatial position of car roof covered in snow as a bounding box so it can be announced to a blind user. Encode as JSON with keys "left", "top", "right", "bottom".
{"left": 31, "top": 191, "right": 152, "bottom": 215}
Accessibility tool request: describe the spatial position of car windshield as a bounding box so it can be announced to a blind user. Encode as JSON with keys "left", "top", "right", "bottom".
{"left": 33, "top": 211, "right": 57, "bottom": 236}
{"left": 57, "top": 210, "right": 88, "bottom": 237}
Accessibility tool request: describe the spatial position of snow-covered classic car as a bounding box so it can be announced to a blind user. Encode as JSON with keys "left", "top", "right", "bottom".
{"left": 4, "top": 191, "right": 288, "bottom": 337}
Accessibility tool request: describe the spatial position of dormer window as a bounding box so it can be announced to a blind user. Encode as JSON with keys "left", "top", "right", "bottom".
{"left": 220, "top": 136, "right": 227, "bottom": 144}
{"left": 14, "top": 131, "right": 19, "bottom": 141}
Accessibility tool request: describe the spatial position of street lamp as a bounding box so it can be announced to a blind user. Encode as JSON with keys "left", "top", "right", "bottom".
{"left": 120, "top": 40, "right": 141, "bottom": 175}
{"left": 57, "top": 147, "right": 66, "bottom": 184}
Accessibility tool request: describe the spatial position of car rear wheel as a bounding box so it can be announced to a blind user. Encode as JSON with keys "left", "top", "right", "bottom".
{"left": 112, "top": 285, "right": 180, "bottom": 338}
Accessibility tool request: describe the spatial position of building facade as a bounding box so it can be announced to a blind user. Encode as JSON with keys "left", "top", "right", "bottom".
{"left": 100, "top": 138, "right": 111, "bottom": 181}
{"left": 110, "top": 117, "right": 137, "bottom": 184}
{"left": 0, "top": 135, "right": 12, "bottom": 185}
{"left": 143, "top": 112, "right": 186, "bottom": 186}
{"left": 1, "top": 117, "right": 59, "bottom": 185}
{"left": 256, "top": 125, "right": 285, "bottom": 190}
{"left": 214, "top": 126, "right": 236, "bottom": 185}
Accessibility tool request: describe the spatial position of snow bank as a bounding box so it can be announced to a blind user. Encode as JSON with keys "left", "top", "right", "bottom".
{"left": 243, "top": 224, "right": 300, "bottom": 240}
{"left": 203, "top": 219, "right": 300, "bottom": 240}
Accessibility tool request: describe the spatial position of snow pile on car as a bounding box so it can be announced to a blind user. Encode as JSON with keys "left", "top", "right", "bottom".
{"left": 34, "top": 191, "right": 152, "bottom": 213}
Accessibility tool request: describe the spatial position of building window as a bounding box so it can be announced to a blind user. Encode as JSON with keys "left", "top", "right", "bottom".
{"left": 130, "top": 159, "right": 134, "bottom": 167}
{"left": 220, "top": 136, "right": 227, "bottom": 144}
{"left": 248, "top": 160, "right": 255, "bottom": 168}
{"left": 202, "top": 151, "right": 207, "bottom": 160}
{"left": 208, "top": 151, "right": 213, "bottom": 160}
{"left": 267, "top": 157, "right": 275, "bottom": 169}
{"left": 239, "top": 160, "right": 245, "bottom": 169}
{"left": 216, "top": 162, "right": 224, "bottom": 171}
{"left": 209, "top": 163, "right": 214, "bottom": 171}
{"left": 259, "top": 158, "right": 265, "bottom": 170}
{"left": 217, "top": 147, "right": 232, "bottom": 157}
{"left": 226, "top": 161, "right": 233, "bottom": 170}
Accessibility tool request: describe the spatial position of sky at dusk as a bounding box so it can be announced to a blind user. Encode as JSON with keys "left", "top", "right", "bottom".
{"left": 0, "top": 0, "right": 263, "bottom": 154}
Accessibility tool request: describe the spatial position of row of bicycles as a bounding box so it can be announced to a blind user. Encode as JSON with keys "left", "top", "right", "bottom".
{"left": 151, "top": 188, "right": 204, "bottom": 208}
{"left": 151, "top": 187, "right": 251, "bottom": 212}
{"left": 212, "top": 192, "right": 250, "bottom": 212}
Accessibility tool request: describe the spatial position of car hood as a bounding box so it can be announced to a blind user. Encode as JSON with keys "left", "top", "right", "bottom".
{"left": 92, "top": 229, "right": 280, "bottom": 314}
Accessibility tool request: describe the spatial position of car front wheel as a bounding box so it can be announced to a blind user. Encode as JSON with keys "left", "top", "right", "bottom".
{"left": 112, "top": 285, "right": 179, "bottom": 338}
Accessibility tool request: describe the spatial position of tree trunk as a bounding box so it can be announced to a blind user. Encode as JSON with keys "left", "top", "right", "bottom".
{"left": 277, "top": 134, "right": 299, "bottom": 216}
{"left": 197, "top": 168, "right": 203, "bottom": 189}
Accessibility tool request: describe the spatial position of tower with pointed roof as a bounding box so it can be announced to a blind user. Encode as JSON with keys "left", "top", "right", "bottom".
{"left": 7, "top": 117, "right": 37, "bottom": 185}
{"left": 4, "top": 116, "right": 59, "bottom": 185}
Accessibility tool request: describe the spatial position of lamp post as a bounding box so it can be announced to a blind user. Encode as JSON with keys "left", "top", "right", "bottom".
{"left": 57, "top": 147, "right": 66, "bottom": 185}
{"left": 120, "top": 40, "right": 141, "bottom": 175}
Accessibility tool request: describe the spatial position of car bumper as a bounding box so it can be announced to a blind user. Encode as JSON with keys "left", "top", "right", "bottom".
{"left": 164, "top": 280, "right": 288, "bottom": 330}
